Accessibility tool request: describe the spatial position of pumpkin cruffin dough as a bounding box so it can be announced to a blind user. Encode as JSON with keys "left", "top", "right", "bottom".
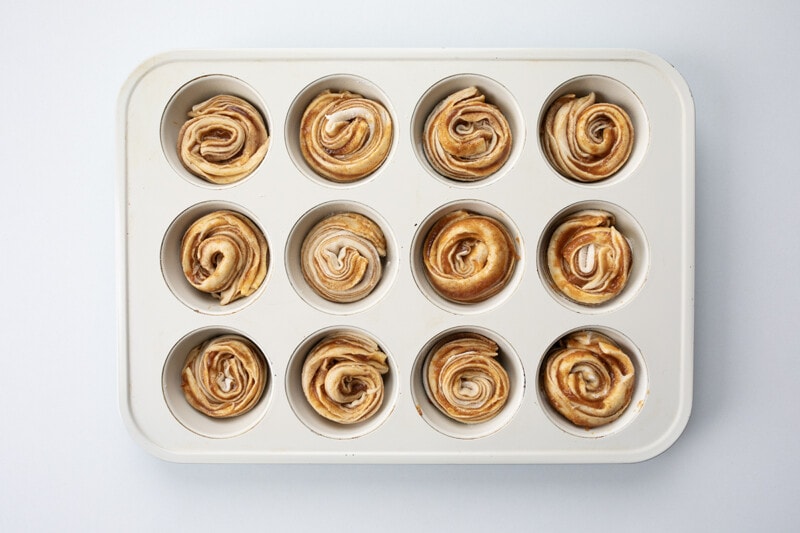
{"left": 422, "top": 209, "right": 517, "bottom": 304}
{"left": 180, "top": 210, "right": 268, "bottom": 305}
{"left": 301, "top": 331, "right": 389, "bottom": 425}
{"left": 425, "top": 332, "right": 510, "bottom": 424}
{"left": 541, "top": 92, "right": 633, "bottom": 182}
{"left": 181, "top": 334, "right": 268, "bottom": 419}
{"left": 542, "top": 330, "right": 635, "bottom": 429}
{"left": 299, "top": 90, "right": 393, "bottom": 183}
{"left": 177, "top": 94, "right": 269, "bottom": 184}
{"left": 546, "top": 209, "right": 631, "bottom": 305}
{"left": 423, "top": 86, "right": 512, "bottom": 181}
{"left": 300, "top": 212, "right": 387, "bottom": 303}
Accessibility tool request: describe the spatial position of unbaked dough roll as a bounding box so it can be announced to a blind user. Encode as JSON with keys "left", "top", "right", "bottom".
{"left": 300, "top": 213, "right": 386, "bottom": 303}
{"left": 425, "top": 333, "right": 510, "bottom": 424}
{"left": 181, "top": 334, "right": 267, "bottom": 418}
{"left": 301, "top": 332, "right": 389, "bottom": 424}
{"left": 422, "top": 210, "right": 517, "bottom": 303}
{"left": 177, "top": 95, "right": 269, "bottom": 184}
{"left": 423, "top": 86, "right": 512, "bottom": 181}
{"left": 546, "top": 209, "right": 631, "bottom": 305}
{"left": 299, "top": 90, "right": 393, "bottom": 182}
{"left": 542, "top": 92, "right": 633, "bottom": 182}
{"left": 543, "top": 331, "right": 635, "bottom": 428}
{"left": 181, "top": 210, "right": 268, "bottom": 305}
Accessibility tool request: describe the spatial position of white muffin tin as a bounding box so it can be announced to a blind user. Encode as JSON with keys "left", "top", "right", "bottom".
{"left": 116, "top": 49, "right": 694, "bottom": 463}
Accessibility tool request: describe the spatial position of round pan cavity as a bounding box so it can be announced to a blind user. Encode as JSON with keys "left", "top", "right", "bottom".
{"left": 161, "top": 74, "right": 271, "bottom": 188}
{"left": 410, "top": 326, "right": 525, "bottom": 439}
{"left": 412, "top": 74, "right": 525, "bottom": 188}
{"left": 285, "top": 326, "right": 398, "bottom": 439}
{"left": 161, "top": 201, "right": 271, "bottom": 315}
{"left": 537, "top": 326, "right": 648, "bottom": 438}
{"left": 162, "top": 326, "right": 273, "bottom": 439}
{"left": 411, "top": 199, "right": 524, "bottom": 315}
{"left": 537, "top": 200, "right": 649, "bottom": 314}
{"left": 285, "top": 200, "right": 398, "bottom": 315}
{"left": 538, "top": 75, "right": 649, "bottom": 187}
{"left": 285, "top": 74, "right": 397, "bottom": 188}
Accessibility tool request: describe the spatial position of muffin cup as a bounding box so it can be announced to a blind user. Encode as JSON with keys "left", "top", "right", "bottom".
{"left": 412, "top": 74, "right": 525, "bottom": 188}
{"left": 161, "top": 74, "right": 271, "bottom": 188}
{"left": 410, "top": 326, "right": 525, "bottom": 439}
{"left": 536, "top": 326, "right": 648, "bottom": 438}
{"left": 162, "top": 326, "right": 273, "bottom": 439}
{"left": 160, "top": 200, "right": 271, "bottom": 315}
{"left": 285, "top": 326, "right": 398, "bottom": 439}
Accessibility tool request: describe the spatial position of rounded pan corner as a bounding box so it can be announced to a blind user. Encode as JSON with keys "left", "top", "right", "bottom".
{"left": 626, "top": 392, "right": 694, "bottom": 464}
{"left": 624, "top": 48, "right": 696, "bottom": 118}
{"left": 117, "top": 397, "right": 190, "bottom": 464}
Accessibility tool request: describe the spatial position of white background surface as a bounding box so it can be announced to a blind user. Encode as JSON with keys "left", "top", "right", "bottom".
{"left": 1, "top": 1, "right": 798, "bottom": 531}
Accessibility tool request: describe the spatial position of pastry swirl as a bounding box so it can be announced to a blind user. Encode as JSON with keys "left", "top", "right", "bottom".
{"left": 181, "top": 210, "right": 268, "bottom": 305}
{"left": 543, "top": 331, "right": 635, "bottom": 428}
{"left": 177, "top": 94, "right": 269, "bottom": 184}
{"left": 547, "top": 210, "right": 631, "bottom": 305}
{"left": 425, "top": 333, "right": 510, "bottom": 424}
{"left": 299, "top": 90, "right": 393, "bottom": 183}
{"left": 181, "top": 334, "right": 267, "bottom": 418}
{"left": 423, "top": 86, "right": 512, "bottom": 181}
{"left": 301, "top": 331, "right": 389, "bottom": 424}
{"left": 542, "top": 92, "right": 633, "bottom": 182}
{"left": 300, "top": 213, "right": 387, "bottom": 303}
{"left": 423, "top": 210, "right": 517, "bottom": 303}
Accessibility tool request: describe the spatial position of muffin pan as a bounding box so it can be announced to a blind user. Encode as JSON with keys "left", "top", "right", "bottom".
{"left": 117, "top": 49, "right": 694, "bottom": 463}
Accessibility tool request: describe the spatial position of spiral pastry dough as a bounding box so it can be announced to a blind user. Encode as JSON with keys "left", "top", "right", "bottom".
{"left": 423, "top": 210, "right": 517, "bottom": 303}
{"left": 542, "top": 92, "right": 633, "bottom": 182}
{"left": 547, "top": 210, "right": 631, "bottom": 305}
{"left": 299, "top": 90, "right": 393, "bottom": 183}
{"left": 181, "top": 335, "right": 267, "bottom": 418}
{"left": 301, "top": 332, "right": 389, "bottom": 424}
{"left": 180, "top": 210, "right": 268, "bottom": 305}
{"left": 543, "top": 331, "right": 635, "bottom": 428}
{"left": 177, "top": 94, "right": 269, "bottom": 184}
{"left": 425, "top": 333, "right": 510, "bottom": 424}
{"left": 300, "top": 213, "right": 387, "bottom": 303}
{"left": 423, "top": 86, "right": 512, "bottom": 181}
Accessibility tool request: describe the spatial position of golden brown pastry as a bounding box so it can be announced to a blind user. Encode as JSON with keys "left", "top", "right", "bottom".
{"left": 546, "top": 209, "right": 631, "bottom": 305}
{"left": 299, "top": 90, "right": 393, "bottom": 183}
{"left": 423, "top": 86, "right": 512, "bottom": 181}
{"left": 181, "top": 210, "right": 268, "bottom": 305}
{"left": 181, "top": 334, "right": 267, "bottom": 418}
{"left": 301, "top": 331, "right": 389, "bottom": 424}
{"left": 542, "top": 331, "right": 635, "bottom": 428}
{"left": 541, "top": 92, "right": 633, "bottom": 182}
{"left": 300, "top": 213, "right": 387, "bottom": 303}
{"left": 177, "top": 94, "right": 269, "bottom": 184}
{"left": 425, "top": 333, "right": 510, "bottom": 424}
{"left": 422, "top": 210, "right": 517, "bottom": 303}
